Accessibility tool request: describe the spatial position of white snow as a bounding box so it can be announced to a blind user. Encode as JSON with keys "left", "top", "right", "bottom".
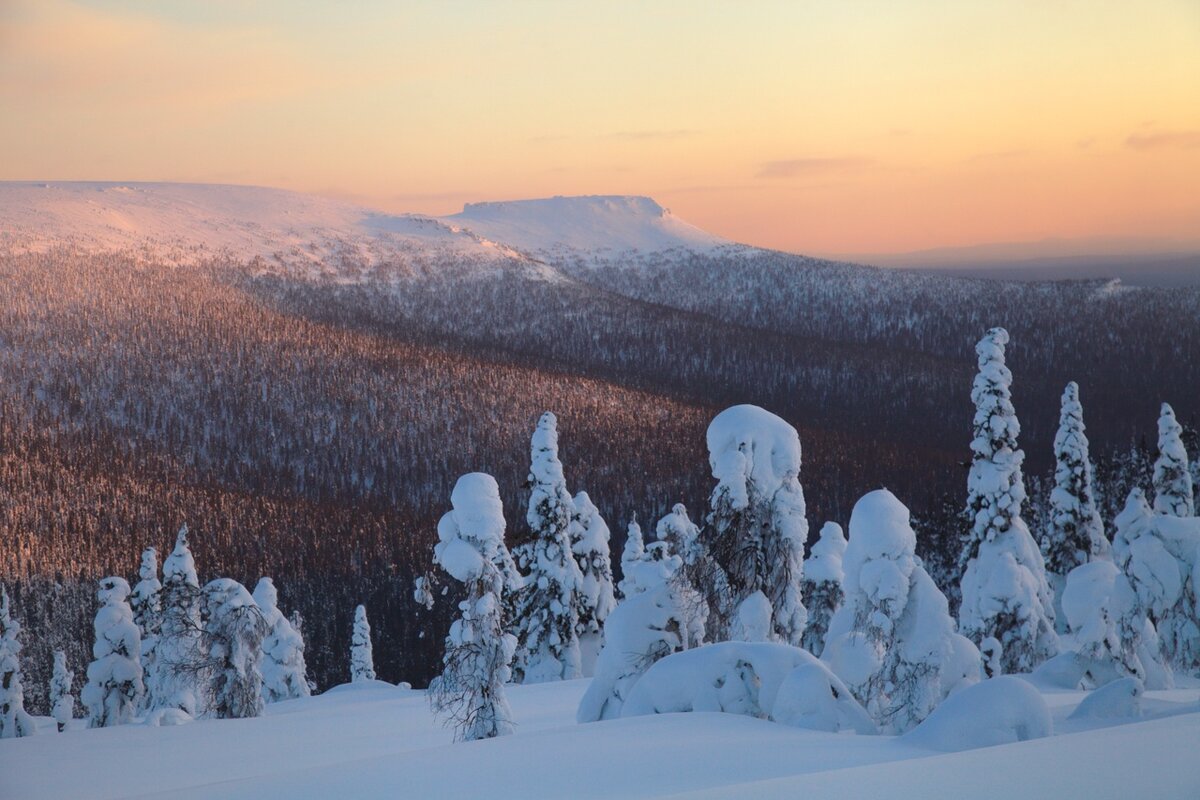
{"left": 902, "top": 676, "right": 1051, "bottom": 753}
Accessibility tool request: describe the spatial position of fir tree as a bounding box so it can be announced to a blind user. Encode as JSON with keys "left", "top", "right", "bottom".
{"left": 430, "top": 473, "right": 517, "bottom": 740}
{"left": 1153, "top": 403, "right": 1195, "bottom": 518}
{"left": 617, "top": 519, "right": 646, "bottom": 598}
{"left": 510, "top": 412, "right": 583, "bottom": 683}
{"left": 49, "top": 650, "right": 75, "bottom": 732}
{"left": 569, "top": 492, "right": 616, "bottom": 641}
{"left": 958, "top": 328, "right": 1059, "bottom": 673}
{"left": 151, "top": 525, "right": 201, "bottom": 716}
{"left": 130, "top": 546, "right": 162, "bottom": 712}
{"left": 1042, "top": 382, "right": 1109, "bottom": 578}
{"left": 82, "top": 577, "right": 143, "bottom": 728}
{"left": 201, "top": 579, "right": 269, "bottom": 719}
{"left": 350, "top": 605, "right": 376, "bottom": 682}
{"left": 0, "top": 586, "right": 35, "bottom": 738}
{"left": 800, "top": 522, "right": 846, "bottom": 657}
{"left": 253, "top": 577, "right": 311, "bottom": 703}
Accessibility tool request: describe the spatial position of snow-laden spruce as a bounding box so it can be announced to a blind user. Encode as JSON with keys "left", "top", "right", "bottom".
{"left": 131, "top": 546, "right": 162, "bottom": 711}
{"left": 350, "top": 605, "right": 376, "bottom": 682}
{"left": 511, "top": 412, "right": 584, "bottom": 683}
{"left": 1042, "top": 382, "right": 1109, "bottom": 579}
{"left": 569, "top": 492, "right": 616, "bottom": 651}
{"left": 50, "top": 650, "right": 75, "bottom": 732}
{"left": 1113, "top": 488, "right": 1200, "bottom": 673}
{"left": 201, "top": 579, "right": 269, "bottom": 719}
{"left": 151, "top": 525, "right": 201, "bottom": 717}
{"left": 958, "top": 328, "right": 1058, "bottom": 673}
{"left": 1153, "top": 403, "right": 1194, "bottom": 518}
{"left": 801, "top": 522, "right": 846, "bottom": 657}
{"left": 618, "top": 519, "right": 646, "bottom": 598}
{"left": 655, "top": 503, "right": 711, "bottom": 644}
{"left": 82, "top": 577, "right": 144, "bottom": 728}
{"left": 578, "top": 541, "right": 704, "bottom": 722}
{"left": 430, "top": 473, "right": 517, "bottom": 741}
{"left": 823, "top": 490, "right": 980, "bottom": 733}
{"left": 253, "top": 578, "right": 311, "bottom": 703}
{"left": 702, "top": 404, "right": 808, "bottom": 645}
{"left": 0, "top": 586, "right": 35, "bottom": 738}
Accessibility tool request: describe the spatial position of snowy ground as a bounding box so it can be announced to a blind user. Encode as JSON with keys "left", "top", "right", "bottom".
{"left": 3, "top": 678, "right": 1198, "bottom": 799}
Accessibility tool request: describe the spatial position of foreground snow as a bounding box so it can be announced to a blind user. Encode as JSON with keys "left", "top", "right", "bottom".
{"left": 2, "top": 679, "right": 1197, "bottom": 799}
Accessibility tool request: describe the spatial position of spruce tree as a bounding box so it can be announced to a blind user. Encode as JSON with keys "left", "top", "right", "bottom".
{"left": 510, "top": 412, "right": 583, "bottom": 683}
{"left": 151, "top": 525, "right": 201, "bottom": 716}
{"left": 130, "top": 546, "right": 162, "bottom": 712}
{"left": 617, "top": 519, "right": 646, "bottom": 598}
{"left": 201, "top": 579, "right": 269, "bottom": 719}
{"left": 82, "top": 577, "right": 144, "bottom": 728}
{"left": 253, "top": 577, "right": 311, "bottom": 702}
{"left": 430, "top": 473, "right": 517, "bottom": 740}
{"left": 350, "top": 604, "right": 376, "bottom": 682}
{"left": 0, "top": 586, "right": 35, "bottom": 738}
{"left": 569, "top": 492, "right": 616, "bottom": 642}
{"left": 1042, "top": 382, "right": 1109, "bottom": 578}
{"left": 50, "top": 650, "right": 75, "bottom": 732}
{"left": 1153, "top": 403, "right": 1195, "bottom": 517}
{"left": 958, "top": 328, "right": 1059, "bottom": 673}
{"left": 800, "top": 522, "right": 846, "bottom": 657}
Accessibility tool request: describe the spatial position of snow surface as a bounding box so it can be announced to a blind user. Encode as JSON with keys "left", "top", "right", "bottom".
{"left": 3, "top": 678, "right": 1199, "bottom": 799}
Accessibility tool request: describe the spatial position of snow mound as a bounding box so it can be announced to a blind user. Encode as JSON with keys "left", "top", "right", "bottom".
{"left": 903, "top": 676, "right": 1052, "bottom": 752}
{"left": 1068, "top": 677, "right": 1145, "bottom": 721}
{"left": 444, "top": 195, "right": 729, "bottom": 256}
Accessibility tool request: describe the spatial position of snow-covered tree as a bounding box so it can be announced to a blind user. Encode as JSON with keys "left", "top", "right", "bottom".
{"left": 1153, "top": 403, "right": 1194, "bottom": 518}
{"left": 430, "top": 473, "right": 518, "bottom": 740}
{"left": 131, "top": 546, "right": 162, "bottom": 711}
{"left": 201, "top": 579, "right": 269, "bottom": 719}
{"left": 50, "top": 650, "right": 75, "bottom": 732}
{"left": 618, "top": 519, "right": 646, "bottom": 598}
{"left": 1113, "top": 489, "right": 1200, "bottom": 673}
{"left": 958, "top": 328, "right": 1059, "bottom": 673}
{"left": 0, "top": 586, "right": 35, "bottom": 739}
{"left": 578, "top": 542, "right": 701, "bottom": 722}
{"left": 350, "top": 605, "right": 376, "bottom": 682}
{"left": 253, "top": 577, "right": 311, "bottom": 703}
{"left": 702, "top": 404, "right": 809, "bottom": 645}
{"left": 656, "top": 503, "right": 704, "bottom": 572}
{"left": 1042, "top": 382, "right": 1109, "bottom": 579}
{"left": 570, "top": 492, "right": 616, "bottom": 643}
{"left": 656, "top": 503, "right": 711, "bottom": 645}
{"left": 82, "top": 577, "right": 143, "bottom": 728}
{"left": 823, "top": 490, "right": 980, "bottom": 733}
{"left": 151, "top": 525, "right": 201, "bottom": 716}
{"left": 510, "top": 412, "right": 583, "bottom": 683}
{"left": 800, "top": 522, "right": 846, "bottom": 657}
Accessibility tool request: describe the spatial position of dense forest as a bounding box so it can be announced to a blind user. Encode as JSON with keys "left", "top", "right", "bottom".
{"left": 2, "top": 244, "right": 1198, "bottom": 711}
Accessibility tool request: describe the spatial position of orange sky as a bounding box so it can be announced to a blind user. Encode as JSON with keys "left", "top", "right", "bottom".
{"left": 2, "top": 0, "right": 1198, "bottom": 255}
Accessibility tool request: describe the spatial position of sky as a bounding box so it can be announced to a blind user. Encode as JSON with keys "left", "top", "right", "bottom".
{"left": 2, "top": 0, "right": 1198, "bottom": 256}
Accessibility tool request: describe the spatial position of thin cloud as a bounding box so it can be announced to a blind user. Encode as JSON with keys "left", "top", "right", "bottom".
{"left": 965, "top": 149, "right": 1030, "bottom": 163}
{"left": 1125, "top": 130, "right": 1200, "bottom": 151}
{"left": 756, "top": 157, "right": 874, "bottom": 179}
{"left": 605, "top": 129, "right": 698, "bottom": 141}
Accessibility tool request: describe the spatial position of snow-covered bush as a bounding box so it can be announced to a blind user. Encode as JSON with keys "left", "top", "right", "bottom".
{"left": 1068, "top": 676, "right": 1145, "bottom": 721}
{"left": 800, "top": 522, "right": 846, "bottom": 657}
{"left": 578, "top": 544, "right": 700, "bottom": 722}
{"left": 50, "top": 650, "right": 75, "bottom": 732}
{"left": 131, "top": 546, "right": 161, "bottom": 711}
{"left": 1113, "top": 489, "right": 1200, "bottom": 673}
{"left": 958, "top": 328, "right": 1058, "bottom": 673}
{"left": 350, "top": 604, "right": 376, "bottom": 682}
{"left": 151, "top": 525, "right": 201, "bottom": 716}
{"left": 1153, "top": 403, "right": 1194, "bottom": 518}
{"left": 618, "top": 519, "right": 646, "bottom": 598}
{"left": 253, "top": 577, "right": 311, "bottom": 703}
{"left": 0, "top": 586, "right": 35, "bottom": 738}
{"left": 82, "top": 577, "right": 144, "bottom": 728}
{"left": 823, "top": 490, "right": 980, "bottom": 733}
{"left": 1041, "top": 382, "right": 1109, "bottom": 580}
{"left": 702, "top": 404, "right": 808, "bottom": 645}
{"left": 903, "top": 676, "right": 1052, "bottom": 752}
{"left": 621, "top": 641, "right": 875, "bottom": 734}
{"left": 569, "top": 492, "right": 616, "bottom": 654}
{"left": 201, "top": 578, "right": 269, "bottom": 719}
{"left": 511, "top": 412, "right": 583, "bottom": 683}
{"left": 430, "top": 472, "right": 517, "bottom": 741}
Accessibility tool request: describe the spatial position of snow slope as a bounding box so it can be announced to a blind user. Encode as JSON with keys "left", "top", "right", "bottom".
{"left": 2, "top": 678, "right": 1197, "bottom": 799}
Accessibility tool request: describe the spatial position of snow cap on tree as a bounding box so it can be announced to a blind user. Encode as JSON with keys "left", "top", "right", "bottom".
{"left": 82, "top": 577, "right": 144, "bottom": 728}
{"left": 570, "top": 491, "right": 616, "bottom": 639}
{"left": 656, "top": 503, "right": 703, "bottom": 567}
{"left": 823, "top": 490, "right": 981, "bottom": 733}
{"left": 800, "top": 522, "right": 847, "bottom": 657}
{"left": 1153, "top": 403, "right": 1195, "bottom": 518}
{"left": 163, "top": 524, "right": 199, "bottom": 590}
{"left": 618, "top": 519, "right": 646, "bottom": 598}
{"left": 350, "top": 604, "right": 376, "bottom": 682}
{"left": 253, "top": 577, "right": 311, "bottom": 703}
{"left": 50, "top": 650, "right": 75, "bottom": 732}
{"left": 511, "top": 412, "right": 584, "bottom": 683}
{"left": 431, "top": 472, "right": 517, "bottom": 740}
{"left": 202, "top": 579, "right": 269, "bottom": 719}
{"left": 0, "top": 586, "right": 35, "bottom": 738}
{"left": 1042, "top": 382, "right": 1110, "bottom": 577}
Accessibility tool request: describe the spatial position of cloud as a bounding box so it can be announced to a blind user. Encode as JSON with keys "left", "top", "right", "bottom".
{"left": 756, "top": 157, "right": 874, "bottom": 179}
{"left": 1125, "top": 131, "right": 1200, "bottom": 151}
{"left": 605, "top": 129, "right": 698, "bottom": 141}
